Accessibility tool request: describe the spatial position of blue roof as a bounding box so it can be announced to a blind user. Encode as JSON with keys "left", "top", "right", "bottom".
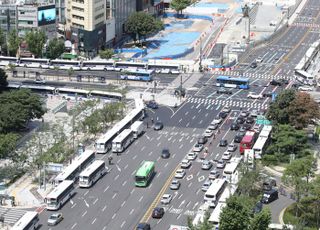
{"left": 217, "top": 76, "right": 249, "bottom": 82}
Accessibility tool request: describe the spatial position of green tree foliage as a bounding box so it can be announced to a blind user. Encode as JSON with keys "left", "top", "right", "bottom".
{"left": 100, "top": 102, "right": 125, "bottom": 128}
{"left": 0, "top": 133, "right": 20, "bottom": 159}
{"left": 0, "top": 68, "right": 8, "bottom": 88}
{"left": 126, "top": 12, "right": 164, "bottom": 44}
{"left": 288, "top": 92, "right": 320, "bottom": 129}
{"left": 25, "top": 30, "right": 46, "bottom": 57}
{"left": 0, "top": 28, "right": 5, "bottom": 52}
{"left": 99, "top": 49, "right": 114, "bottom": 59}
{"left": 82, "top": 110, "right": 103, "bottom": 137}
{"left": 0, "top": 89, "right": 46, "bottom": 133}
{"left": 237, "top": 167, "right": 261, "bottom": 197}
{"left": 170, "top": 0, "right": 192, "bottom": 15}
{"left": 46, "top": 38, "right": 65, "bottom": 59}
{"left": 249, "top": 208, "right": 272, "bottom": 230}
{"left": 263, "top": 124, "right": 310, "bottom": 165}
{"left": 7, "top": 29, "right": 20, "bottom": 56}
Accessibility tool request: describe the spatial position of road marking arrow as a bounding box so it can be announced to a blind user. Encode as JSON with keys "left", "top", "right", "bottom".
{"left": 198, "top": 175, "right": 205, "bottom": 182}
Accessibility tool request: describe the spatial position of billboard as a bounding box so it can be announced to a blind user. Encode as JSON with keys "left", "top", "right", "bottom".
{"left": 38, "top": 5, "right": 56, "bottom": 26}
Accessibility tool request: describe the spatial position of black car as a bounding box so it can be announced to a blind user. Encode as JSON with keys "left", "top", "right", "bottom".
{"left": 198, "top": 137, "right": 208, "bottom": 144}
{"left": 236, "top": 117, "right": 245, "bottom": 124}
{"left": 245, "top": 116, "right": 254, "bottom": 124}
{"left": 270, "top": 79, "right": 282, "bottom": 86}
{"left": 219, "top": 111, "right": 228, "bottom": 119}
{"left": 242, "top": 123, "right": 252, "bottom": 130}
{"left": 152, "top": 207, "right": 165, "bottom": 218}
{"left": 146, "top": 100, "right": 158, "bottom": 109}
{"left": 136, "top": 223, "right": 151, "bottom": 230}
{"left": 261, "top": 189, "right": 278, "bottom": 204}
{"left": 219, "top": 139, "right": 228, "bottom": 147}
{"left": 263, "top": 91, "right": 273, "bottom": 98}
{"left": 234, "top": 131, "right": 245, "bottom": 143}
{"left": 153, "top": 122, "right": 163, "bottom": 130}
{"left": 217, "top": 87, "right": 232, "bottom": 94}
{"left": 279, "top": 79, "right": 289, "bottom": 85}
{"left": 250, "top": 62, "right": 257, "bottom": 68}
{"left": 230, "top": 123, "right": 240, "bottom": 130}
{"left": 161, "top": 149, "right": 170, "bottom": 159}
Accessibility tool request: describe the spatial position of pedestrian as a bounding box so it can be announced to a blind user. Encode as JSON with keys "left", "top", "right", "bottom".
{"left": 205, "top": 147, "right": 208, "bottom": 153}
{"left": 146, "top": 122, "right": 149, "bottom": 128}
{"left": 108, "top": 156, "right": 113, "bottom": 165}
{"left": 217, "top": 128, "right": 221, "bottom": 134}
{"left": 151, "top": 118, "right": 154, "bottom": 124}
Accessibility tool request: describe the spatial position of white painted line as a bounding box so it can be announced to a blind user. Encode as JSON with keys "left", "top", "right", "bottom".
{"left": 104, "top": 185, "right": 110, "bottom": 193}
{"left": 112, "top": 193, "right": 117, "bottom": 199}
{"left": 157, "top": 172, "right": 161, "bottom": 177}
{"left": 117, "top": 158, "right": 121, "bottom": 164}
{"left": 102, "top": 205, "right": 107, "bottom": 212}
{"left": 141, "top": 146, "right": 145, "bottom": 151}
{"left": 84, "top": 191, "right": 89, "bottom": 196}
{"left": 131, "top": 170, "right": 136, "bottom": 176}
{"left": 112, "top": 213, "right": 116, "bottom": 219}
{"left": 178, "top": 200, "right": 185, "bottom": 208}
{"left": 188, "top": 182, "right": 193, "bottom": 188}
{"left": 93, "top": 198, "right": 98, "bottom": 205}
{"left": 129, "top": 209, "right": 135, "bottom": 215}
{"left": 124, "top": 164, "right": 128, "bottom": 170}
{"left": 139, "top": 196, "right": 144, "bottom": 202}
{"left": 178, "top": 193, "right": 183, "bottom": 199}
{"left": 82, "top": 211, "right": 87, "bottom": 217}
{"left": 164, "top": 162, "right": 169, "bottom": 168}
{"left": 157, "top": 142, "right": 161, "bottom": 146}
{"left": 121, "top": 201, "right": 126, "bottom": 207}
{"left": 71, "top": 223, "right": 77, "bottom": 229}
{"left": 179, "top": 118, "right": 182, "bottom": 123}
{"left": 171, "top": 101, "right": 188, "bottom": 118}
{"left": 122, "top": 180, "right": 127, "bottom": 186}
{"left": 71, "top": 203, "right": 77, "bottom": 209}
{"left": 172, "top": 153, "right": 176, "bottom": 158}
{"left": 148, "top": 151, "right": 153, "bottom": 156}
{"left": 92, "top": 218, "right": 97, "bottom": 225}
{"left": 114, "top": 174, "right": 119, "bottom": 181}
{"left": 157, "top": 219, "right": 162, "bottom": 224}
{"left": 186, "top": 122, "right": 190, "bottom": 127}
{"left": 103, "top": 226, "right": 107, "bottom": 230}
{"left": 179, "top": 144, "right": 183, "bottom": 149}
{"left": 121, "top": 221, "right": 126, "bottom": 228}
{"left": 133, "top": 155, "right": 137, "bottom": 160}
{"left": 130, "top": 188, "right": 135, "bottom": 194}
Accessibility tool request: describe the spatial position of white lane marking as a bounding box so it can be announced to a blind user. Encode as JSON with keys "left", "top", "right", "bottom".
{"left": 139, "top": 196, "right": 144, "bottom": 202}
{"left": 157, "top": 172, "right": 161, "bottom": 178}
{"left": 178, "top": 193, "right": 183, "bottom": 199}
{"left": 157, "top": 142, "right": 161, "bottom": 146}
{"left": 157, "top": 219, "right": 162, "bottom": 224}
{"left": 130, "top": 188, "right": 135, "bottom": 194}
{"left": 179, "top": 144, "right": 183, "bottom": 149}
{"left": 103, "top": 226, "right": 107, "bottom": 230}
{"left": 179, "top": 118, "right": 182, "bottom": 123}
{"left": 116, "top": 164, "right": 121, "bottom": 172}
{"left": 186, "top": 122, "right": 190, "bottom": 127}
{"left": 133, "top": 155, "right": 137, "bottom": 160}
{"left": 131, "top": 170, "right": 136, "bottom": 176}
{"left": 121, "top": 221, "right": 126, "bottom": 228}
{"left": 172, "top": 153, "right": 176, "bottom": 158}
{"left": 148, "top": 151, "right": 153, "bottom": 156}
{"left": 104, "top": 185, "right": 110, "bottom": 193}
{"left": 141, "top": 146, "right": 145, "bottom": 151}
{"left": 71, "top": 203, "right": 77, "bottom": 209}
{"left": 84, "top": 191, "right": 89, "bottom": 196}
{"left": 117, "top": 158, "right": 121, "bottom": 164}
{"left": 82, "top": 211, "right": 87, "bottom": 217}
{"left": 93, "top": 198, "right": 98, "bottom": 205}
{"left": 164, "top": 162, "right": 169, "bottom": 168}
{"left": 178, "top": 200, "right": 185, "bottom": 208}
{"left": 171, "top": 101, "right": 188, "bottom": 118}
{"left": 112, "top": 213, "right": 116, "bottom": 219}
{"left": 188, "top": 182, "right": 193, "bottom": 188}
{"left": 102, "top": 205, "right": 107, "bottom": 212}
{"left": 124, "top": 164, "right": 128, "bottom": 170}
{"left": 92, "top": 218, "right": 97, "bottom": 225}
{"left": 71, "top": 223, "right": 77, "bottom": 229}
{"left": 121, "top": 200, "right": 126, "bottom": 207}
{"left": 84, "top": 199, "right": 89, "bottom": 207}
{"left": 114, "top": 174, "right": 119, "bottom": 181}
{"left": 112, "top": 193, "right": 117, "bottom": 199}
{"left": 130, "top": 209, "right": 135, "bottom": 215}
{"left": 122, "top": 180, "right": 127, "bottom": 186}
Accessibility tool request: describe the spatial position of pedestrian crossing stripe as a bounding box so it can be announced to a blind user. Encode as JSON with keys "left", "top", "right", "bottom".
{"left": 186, "top": 97, "right": 269, "bottom": 110}
{"left": 210, "top": 70, "right": 291, "bottom": 80}
{"left": 292, "top": 22, "right": 320, "bottom": 28}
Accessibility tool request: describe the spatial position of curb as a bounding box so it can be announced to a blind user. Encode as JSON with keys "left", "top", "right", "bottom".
{"left": 279, "top": 206, "right": 287, "bottom": 225}
{"left": 263, "top": 166, "right": 283, "bottom": 177}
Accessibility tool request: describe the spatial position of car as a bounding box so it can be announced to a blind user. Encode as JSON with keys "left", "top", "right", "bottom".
{"left": 187, "top": 152, "right": 197, "bottom": 161}
{"left": 279, "top": 79, "right": 289, "bottom": 85}
{"left": 201, "top": 160, "right": 213, "bottom": 170}
{"left": 152, "top": 207, "right": 165, "bottom": 218}
{"left": 270, "top": 79, "right": 282, "bottom": 86}
{"left": 193, "top": 143, "right": 204, "bottom": 152}
{"left": 161, "top": 149, "right": 170, "bottom": 159}
{"left": 219, "top": 139, "right": 228, "bottom": 147}
{"left": 245, "top": 116, "right": 255, "bottom": 124}
{"left": 208, "top": 123, "right": 219, "bottom": 130}
{"left": 212, "top": 117, "right": 223, "bottom": 125}
{"left": 222, "top": 151, "right": 232, "bottom": 160}
{"left": 197, "top": 136, "right": 208, "bottom": 144}
{"left": 208, "top": 170, "right": 220, "bottom": 180}
{"left": 219, "top": 111, "right": 228, "bottom": 119}
{"left": 298, "top": 86, "right": 313, "bottom": 91}
{"left": 253, "top": 124, "right": 262, "bottom": 133}
{"left": 239, "top": 126, "right": 246, "bottom": 132}
{"left": 153, "top": 121, "right": 163, "bottom": 130}
{"left": 261, "top": 189, "right": 279, "bottom": 204}
{"left": 242, "top": 123, "right": 252, "bottom": 130}
{"left": 256, "top": 56, "right": 264, "bottom": 63}
{"left": 263, "top": 178, "right": 277, "bottom": 191}
{"left": 180, "top": 159, "right": 192, "bottom": 169}
{"left": 146, "top": 100, "right": 158, "bottom": 109}
{"left": 48, "top": 213, "right": 63, "bottom": 226}
{"left": 234, "top": 131, "right": 245, "bottom": 143}
{"left": 230, "top": 123, "right": 240, "bottom": 130}
{"left": 222, "top": 106, "right": 231, "bottom": 113}
{"left": 263, "top": 91, "right": 273, "bottom": 98}
{"left": 240, "top": 111, "right": 249, "bottom": 117}
{"left": 250, "top": 109, "right": 258, "bottom": 117}
{"left": 34, "top": 79, "right": 46, "bottom": 84}
{"left": 204, "top": 129, "right": 214, "bottom": 137}
{"left": 227, "top": 144, "right": 237, "bottom": 152}
{"left": 217, "top": 160, "right": 226, "bottom": 169}
{"left": 250, "top": 62, "right": 257, "bottom": 68}
{"left": 217, "top": 87, "right": 232, "bottom": 94}
{"left": 170, "top": 180, "right": 181, "bottom": 190}
{"left": 136, "top": 223, "right": 151, "bottom": 230}
{"left": 161, "top": 194, "right": 172, "bottom": 204}
{"left": 247, "top": 92, "right": 263, "bottom": 99}
{"left": 202, "top": 179, "right": 212, "bottom": 191}
{"left": 175, "top": 169, "right": 186, "bottom": 179}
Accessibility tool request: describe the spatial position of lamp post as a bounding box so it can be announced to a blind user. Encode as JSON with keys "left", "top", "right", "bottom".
{"left": 242, "top": 4, "right": 250, "bottom": 44}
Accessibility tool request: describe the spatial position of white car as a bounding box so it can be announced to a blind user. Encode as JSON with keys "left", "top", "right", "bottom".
{"left": 217, "top": 160, "right": 226, "bottom": 169}
{"left": 298, "top": 86, "right": 313, "bottom": 91}
{"left": 227, "top": 144, "right": 237, "bottom": 152}
{"left": 171, "top": 70, "right": 180, "bottom": 74}
{"left": 256, "top": 56, "right": 264, "bottom": 63}
{"left": 201, "top": 179, "right": 212, "bottom": 192}
{"left": 161, "top": 194, "right": 173, "bottom": 204}
{"left": 175, "top": 169, "right": 186, "bottom": 179}
{"left": 180, "top": 159, "right": 191, "bottom": 169}
{"left": 222, "top": 106, "right": 231, "bottom": 113}
{"left": 247, "top": 92, "right": 263, "bottom": 99}
{"left": 187, "top": 152, "right": 197, "bottom": 161}
{"left": 155, "top": 69, "right": 161, "bottom": 74}
{"left": 204, "top": 129, "right": 214, "bottom": 137}
{"left": 193, "top": 143, "right": 204, "bottom": 152}
{"left": 34, "top": 79, "right": 46, "bottom": 84}
{"left": 222, "top": 151, "right": 232, "bottom": 160}
{"left": 209, "top": 170, "right": 220, "bottom": 180}
{"left": 212, "top": 117, "right": 223, "bottom": 125}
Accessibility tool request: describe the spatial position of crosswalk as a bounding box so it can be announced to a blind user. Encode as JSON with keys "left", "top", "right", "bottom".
{"left": 186, "top": 97, "right": 269, "bottom": 110}
{"left": 292, "top": 22, "right": 320, "bottom": 28}
{"left": 211, "top": 70, "right": 291, "bottom": 80}
{"left": 0, "top": 207, "right": 26, "bottom": 225}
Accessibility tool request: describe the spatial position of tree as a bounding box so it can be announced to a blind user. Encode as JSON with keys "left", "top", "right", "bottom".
{"left": 46, "top": 38, "right": 65, "bottom": 59}
{"left": 25, "top": 30, "right": 46, "bottom": 57}
{"left": 82, "top": 110, "right": 103, "bottom": 138}
{"left": 170, "top": 0, "right": 192, "bottom": 15}
{"left": 266, "top": 89, "right": 296, "bottom": 125}
{"left": 0, "top": 68, "right": 8, "bottom": 88}
{"left": 7, "top": 29, "right": 20, "bottom": 56}
{"left": 249, "top": 208, "right": 271, "bottom": 230}
{"left": 0, "top": 27, "right": 5, "bottom": 55}
{"left": 0, "top": 133, "right": 19, "bottom": 159}
{"left": 237, "top": 166, "right": 261, "bottom": 197}
{"left": 100, "top": 49, "right": 114, "bottom": 59}
{"left": 67, "top": 67, "right": 74, "bottom": 81}
{"left": 187, "top": 210, "right": 213, "bottom": 230}
{"left": 287, "top": 92, "right": 320, "bottom": 129}
{"left": 126, "top": 12, "right": 164, "bottom": 44}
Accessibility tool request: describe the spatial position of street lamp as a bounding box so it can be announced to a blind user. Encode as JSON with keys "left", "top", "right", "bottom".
{"left": 242, "top": 4, "right": 251, "bottom": 44}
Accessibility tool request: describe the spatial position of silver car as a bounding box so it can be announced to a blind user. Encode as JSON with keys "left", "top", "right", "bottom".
{"left": 201, "top": 179, "right": 212, "bottom": 192}
{"left": 48, "top": 213, "right": 63, "bottom": 226}
{"left": 201, "top": 160, "right": 213, "bottom": 170}
{"left": 170, "top": 180, "right": 181, "bottom": 190}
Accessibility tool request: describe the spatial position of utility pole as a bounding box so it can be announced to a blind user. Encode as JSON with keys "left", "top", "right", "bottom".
{"left": 199, "top": 37, "right": 203, "bottom": 72}
{"left": 242, "top": 4, "right": 250, "bottom": 44}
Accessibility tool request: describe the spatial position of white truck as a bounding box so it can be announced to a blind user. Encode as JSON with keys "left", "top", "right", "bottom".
{"left": 130, "top": 121, "right": 144, "bottom": 139}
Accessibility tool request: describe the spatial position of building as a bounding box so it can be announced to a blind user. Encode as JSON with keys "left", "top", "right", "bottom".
{"left": 66, "top": 0, "right": 107, "bottom": 56}
{"left": 0, "top": 4, "right": 17, "bottom": 34}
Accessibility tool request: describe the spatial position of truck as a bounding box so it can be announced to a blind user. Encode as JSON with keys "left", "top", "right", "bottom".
{"left": 130, "top": 121, "right": 144, "bottom": 139}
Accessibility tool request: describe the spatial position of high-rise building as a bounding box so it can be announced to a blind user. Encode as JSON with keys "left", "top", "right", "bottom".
{"left": 0, "top": 4, "right": 17, "bottom": 33}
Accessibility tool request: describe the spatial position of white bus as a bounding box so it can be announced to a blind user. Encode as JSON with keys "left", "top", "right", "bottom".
{"left": 112, "top": 129, "right": 134, "bottom": 153}
{"left": 11, "top": 211, "right": 39, "bottom": 230}
{"left": 208, "top": 202, "right": 226, "bottom": 226}
{"left": 253, "top": 125, "right": 272, "bottom": 159}
{"left": 79, "top": 160, "right": 106, "bottom": 188}
{"left": 223, "top": 161, "right": 240, "bottom": 184}
{"left": 45, "top": 180, "right": 75, "bottom": 210}
{"left": 95, "top": 102, "right": 145, "bottom": 153}
{"left": 204, "top": 179, "right": 227, "bottom": 207}
{"left": 54, "top": 149, "right": 95, "bottom": 185}
{"left": 130, "top": 120, "right": 144, "bottom": 138}
{"left": 295, "top": 69, "right": 315, "bottom": 86}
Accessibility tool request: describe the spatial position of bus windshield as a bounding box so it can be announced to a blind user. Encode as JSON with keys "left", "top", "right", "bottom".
{"left": 135, "top": 176, "right": 146, "bottom": 182}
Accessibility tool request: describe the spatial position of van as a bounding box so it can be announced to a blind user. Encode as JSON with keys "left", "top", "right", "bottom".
{"left": 261, "top": 189, "right": 278, "bottom": 204}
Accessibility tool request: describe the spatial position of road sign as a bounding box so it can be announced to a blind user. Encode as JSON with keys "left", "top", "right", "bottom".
{"left": 256, "top": 115, "right": 271, "bottom": 125}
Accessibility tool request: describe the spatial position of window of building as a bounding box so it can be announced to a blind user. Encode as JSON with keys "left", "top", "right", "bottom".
{"left": 72, "top": 6, "right": 84, "bottom": 12}
{"left": 72, "top": 0, "right": 84, "bottom": 3}
{"left": 95, "top": 13, "right": 104, "bottom": 20}
{"left": 72, "top": 14, "right": 84, "bottom": 20}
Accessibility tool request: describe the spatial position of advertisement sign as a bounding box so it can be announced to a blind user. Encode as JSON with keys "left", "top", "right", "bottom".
{"left": 38, "top": 5, "right": 56, "bottom": 26}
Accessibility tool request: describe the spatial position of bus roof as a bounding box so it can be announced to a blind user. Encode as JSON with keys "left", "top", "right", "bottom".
{"left": 136, "top": 161, "right": 155, "bottom": 177}
{"left": 206, "top": 179, "right": 227, "bottom": 197}
{"left": 20, "top": 85, "right": 55, "bottom": 91}
{"left": 253, "top": 137, "right": 268, "bottom": 150}
{"left": 90, "top": 90, "right": 122, "bottom": 98}
{"left": 241, "top": 131, "right": 256, "bottom": 143}
{"left": 47, "top": 180, "right": 74, "bottom": 199}
{"left": 83, "top": 60, "right": 114, "bottom": 64}
{"left": 79, "top": 160, "right": 104, "bottom": 177}
{"left": 218, "top": 184, "right": 237, "bottom": 203}
{"left": 217, "top": 76, "right": 249, "bottom": 82}
{"left": 124, "top": 68, "right": 154, "bottom": 74}
{"left": 208, "top": 202, "right": 226, "bottom": 224}
{"left": 223, "top": 161, "right": 239, "bottom": 175}
{"left": 131, "top": 120, "right": 143, "bottom": 130}
{"left": 12, "top": 211, "right": 38, "bottom": 230}
{"left": 77, "top": 149, "right": 95, "bottom": 165}
{"left": 112, "top": 129, "right": 132, "bottom": 143}
{"left": 57, "top": 87, "right": 90, "bottom": 95}
{"left": 7, "top": 83, "right": 22, "bottom": 89}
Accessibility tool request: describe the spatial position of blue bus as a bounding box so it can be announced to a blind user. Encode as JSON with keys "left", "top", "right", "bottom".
{"left": 120, "top": 69, "right": 154, "bottom": 82}
{"left": 216, "top": 76, "right": 250, "bottom": 89}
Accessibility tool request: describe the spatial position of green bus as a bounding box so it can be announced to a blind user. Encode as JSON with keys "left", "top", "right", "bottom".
{"left": 135, "top": 161, "right": 155, "bottom": 187}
